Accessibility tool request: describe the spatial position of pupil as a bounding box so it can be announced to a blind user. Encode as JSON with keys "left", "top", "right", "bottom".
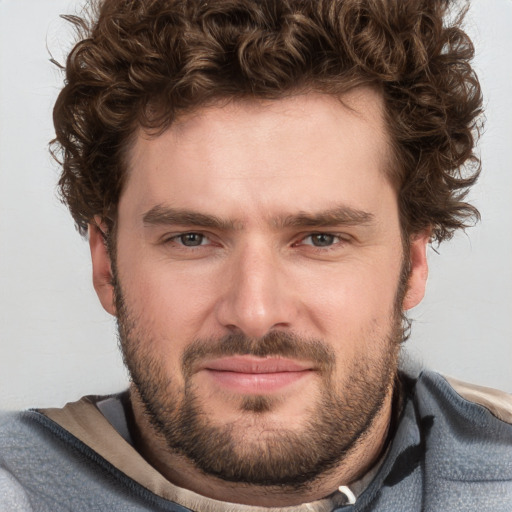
{"left": 312, "top": 234, "right": 334, "bottom": 247}
{"left": 181, "top": 233, "right": 202, "bottom": 246}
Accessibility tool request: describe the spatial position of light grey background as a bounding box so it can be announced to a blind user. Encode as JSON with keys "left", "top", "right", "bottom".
{"left": 1, "top": 0, "right": 511, "bottom": 410}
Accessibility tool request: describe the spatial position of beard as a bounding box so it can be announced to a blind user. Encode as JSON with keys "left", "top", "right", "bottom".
{"left": 115, "top": 306, "right": 404, "bottom": 488}
{"left": 112, "top": 253, "right": 408, "bottom": 489}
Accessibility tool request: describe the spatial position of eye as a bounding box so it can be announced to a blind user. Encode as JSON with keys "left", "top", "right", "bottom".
{"left": 175, "top": 233, "right": 207, "bottom": 247}
{"left": 301, "top": 233, "right": 339, "bottom": 247}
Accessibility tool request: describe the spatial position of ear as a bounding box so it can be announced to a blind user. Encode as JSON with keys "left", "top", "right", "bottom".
{"left": 403, "top": 230, "right": 430, "bottom": 311}
{"left": 89, "top": 217, "right": 116, "bottom": 316}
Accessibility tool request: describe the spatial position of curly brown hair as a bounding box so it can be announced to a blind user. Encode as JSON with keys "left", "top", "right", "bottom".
{"left": 52, "top": 0, "right": 483, "bottom": 242}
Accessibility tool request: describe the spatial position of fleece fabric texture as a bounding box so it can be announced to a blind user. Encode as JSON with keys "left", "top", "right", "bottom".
{"left": 1, "top": 370, "right": 511, "bottom": 511}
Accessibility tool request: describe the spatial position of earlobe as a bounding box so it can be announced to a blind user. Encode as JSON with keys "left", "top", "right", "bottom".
{"left": 89, "top": 218, "right": 116, "bottom": 316}
{"left": 403, "top": 230, "right": 430, "bottom": 311}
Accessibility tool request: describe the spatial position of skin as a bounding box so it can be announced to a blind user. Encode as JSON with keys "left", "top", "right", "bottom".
{"left": 89, "top": 88, "right": 429, "bottom": 506}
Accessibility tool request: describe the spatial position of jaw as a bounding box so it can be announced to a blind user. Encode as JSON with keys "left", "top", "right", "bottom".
{"left": 128, "top": 377, "right": 396, "bottom": 507}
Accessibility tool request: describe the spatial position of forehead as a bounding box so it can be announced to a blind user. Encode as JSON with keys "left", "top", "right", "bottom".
{"left": 121, "top": 89, "right": 393, "bottom": 222}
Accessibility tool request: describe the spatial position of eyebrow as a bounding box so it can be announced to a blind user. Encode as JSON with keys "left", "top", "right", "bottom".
{"left": 142, "top": 205, "right": 374, "bottom": 231}
{"left": 143, "top": 205, "right": 238, "bottom": 230}
{"left": 275, "top": 207, "right": 374, "bottom": 229}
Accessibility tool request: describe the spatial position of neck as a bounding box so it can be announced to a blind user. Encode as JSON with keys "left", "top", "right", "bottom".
{"left": 129, "top": 386, "right": 395, "bottom": 507}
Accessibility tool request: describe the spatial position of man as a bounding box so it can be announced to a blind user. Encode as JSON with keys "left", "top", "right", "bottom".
{"left": 1, "top": 0, "right": 511, "bottom": 510}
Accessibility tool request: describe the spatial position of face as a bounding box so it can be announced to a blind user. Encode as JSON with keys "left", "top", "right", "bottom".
{"left": 91, "top": 89, "right": 429, "bottom": 487}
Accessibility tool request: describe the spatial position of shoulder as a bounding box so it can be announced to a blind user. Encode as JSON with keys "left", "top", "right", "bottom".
{"left": 412, "top": 370, "right": 512, "bottom": 429}
{"left": 392, "top": 371, "right": 512, "bottom": 509}
{"left": 443, "top": 375, "right": 512, "bottom": 425}
{"left": 409, "top": 371, "right": 512, "bottom": 482}
{"left": 0, "top": 409, "right": 64, "bottom": 473}
{"left": 0, "top": 468, "right": 34, "bottom": 511}
{"left": 0, "top": 406, "right": 108, "bottom": 507}
{"left": 0, "top": 409, "right": 38, "bottom": 447}
{"left": 0, "top": 400, "right": 180, "bottom": 511}
{"left": 0, "top": 411, "right": 37, "bottom": 510}
{"left": 0, "top": 406, "right": 129, "bottom": 510}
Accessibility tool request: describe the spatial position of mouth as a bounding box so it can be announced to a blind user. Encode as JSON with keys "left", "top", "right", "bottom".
{"left": 198, "top": 356, "right": 315, "bottom": 394}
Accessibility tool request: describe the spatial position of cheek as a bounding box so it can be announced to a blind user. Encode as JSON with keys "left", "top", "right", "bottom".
{"left": 310, "top": 265, "right": 403, "bottom": 377}
{"left": 116, "top": 250, "right": 221, "bottom": 342}
{"left": 297, "top": 258, "right": 402, "bottom": 331}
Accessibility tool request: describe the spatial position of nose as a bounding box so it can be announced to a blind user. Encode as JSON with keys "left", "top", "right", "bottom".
{"left": 215, "top": 242, "right": 295, "bottom": 338}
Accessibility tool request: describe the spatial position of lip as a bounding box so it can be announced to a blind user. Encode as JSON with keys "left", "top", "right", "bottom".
{"left": 201, "top": 355, "right": 313, "bottom": 373}
{"left": 198, "top": 356, "right": 314, "bottom": 394}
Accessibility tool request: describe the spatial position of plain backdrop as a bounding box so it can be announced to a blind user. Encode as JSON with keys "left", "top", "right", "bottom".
{"left": 1, "top": 0, "right": 511, "bottom": 410}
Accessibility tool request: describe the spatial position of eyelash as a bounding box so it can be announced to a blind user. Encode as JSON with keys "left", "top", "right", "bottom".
{"left": 164, "top": 232, "right": 210, "bottom": 248}
{"left": 162, "top": 231, "right": 349, "bottom": 251}
{"left": 297, "top": 233, "right": 347, "bottom": 249}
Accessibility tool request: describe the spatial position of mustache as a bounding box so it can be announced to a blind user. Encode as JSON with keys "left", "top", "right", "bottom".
{"left": 181, "top": 331, "right": 335, "bottom": 378}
